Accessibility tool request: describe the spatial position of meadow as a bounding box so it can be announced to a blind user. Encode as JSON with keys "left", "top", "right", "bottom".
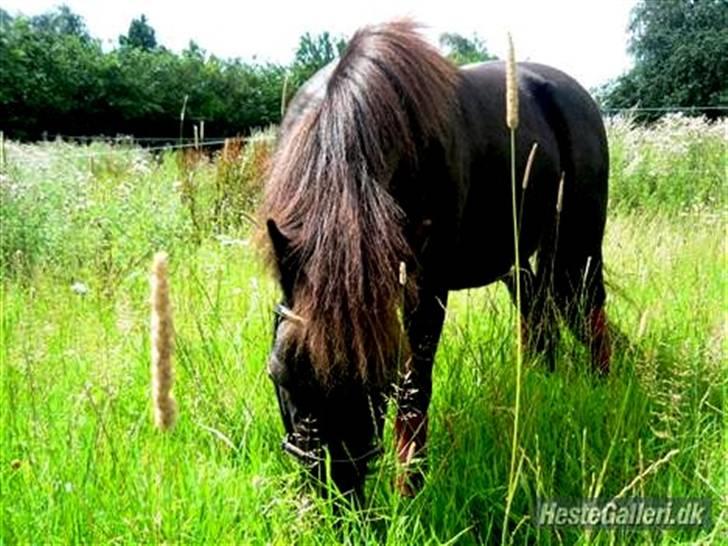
{"left": 1, "top": 115, "right": 725, "bottom": 544}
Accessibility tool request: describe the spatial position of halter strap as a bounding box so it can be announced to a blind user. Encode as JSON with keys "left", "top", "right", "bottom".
{"left": 274, "top": 303, "right": 306, "bottom": 324}
{"left": 282, "top": 436, "right": 383, "bottom": 465}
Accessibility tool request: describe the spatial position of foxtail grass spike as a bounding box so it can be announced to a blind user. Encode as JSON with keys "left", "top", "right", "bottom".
{"left": 151, "top": 252, "right": 177, "bottom": 431}
{"left": 506, "top": 33, "right": 519, "bottom": 130}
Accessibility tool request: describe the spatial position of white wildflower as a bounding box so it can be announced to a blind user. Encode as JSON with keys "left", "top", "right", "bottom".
{"left": 71, "top": 281, "right": 89, "bottom": 296}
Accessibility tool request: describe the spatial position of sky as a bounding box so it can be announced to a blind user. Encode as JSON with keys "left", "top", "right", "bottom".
{"left": 3, "top": 0, "right": 637, "bottom": 89}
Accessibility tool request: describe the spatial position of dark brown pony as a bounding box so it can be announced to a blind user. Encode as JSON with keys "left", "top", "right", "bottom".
{"left": 262, "top": 20, "right": 611, "bottom": 499}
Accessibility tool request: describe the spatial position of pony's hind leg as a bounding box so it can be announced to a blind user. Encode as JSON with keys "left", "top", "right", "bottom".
{"left": 503, "top": 264, "right": 535, "bottom": 346}
{"left": 541, "top": 160, "right": 611, "bottom": 374}
{"left": 504, "top": 261, "right": 559, "bottom": 369}
{"left": 553, "top": 252, "right": 611, "bottom": 375}
{"left": 395, "top": 287, "right": 447, "bottom": 496}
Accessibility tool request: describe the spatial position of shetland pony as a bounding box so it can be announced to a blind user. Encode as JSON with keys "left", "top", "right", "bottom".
{"left": 262, "top": 21, "right": 610, "bottom": 498}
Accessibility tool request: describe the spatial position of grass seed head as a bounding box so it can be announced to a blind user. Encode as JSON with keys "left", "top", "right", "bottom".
{"left": 506, "top": 33, "right": 519, "bottom": 130}
{"left": 150, "top": 251, "right": 177, "bottom": 431}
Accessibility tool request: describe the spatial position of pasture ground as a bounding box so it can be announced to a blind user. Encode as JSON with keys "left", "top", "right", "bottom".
{"left": 1, "top": 116, "right": 725, "bottom": 544}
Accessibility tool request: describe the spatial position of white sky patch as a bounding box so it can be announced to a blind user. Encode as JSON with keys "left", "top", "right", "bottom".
{"left": 4, "top": 0, "right": 635, "bottom": 89}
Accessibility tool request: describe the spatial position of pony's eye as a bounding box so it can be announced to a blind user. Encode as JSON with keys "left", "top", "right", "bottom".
{"left": 268, "top": 353, "right": 289, "bottom": 385}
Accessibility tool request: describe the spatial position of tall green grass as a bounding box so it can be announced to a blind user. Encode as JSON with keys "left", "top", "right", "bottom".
{"left": 1, "top": 117, "right": 725, "bottom": 544}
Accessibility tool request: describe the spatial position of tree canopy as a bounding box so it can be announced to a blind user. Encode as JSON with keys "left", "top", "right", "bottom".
{"left": 599, "top": 0, "right": 728, "bottom": 118}
{"left": 119, "top": 15, "right": 157, "bottom": 51}
{"left": 12, "top": 4, "right": 723, "bottom": 139}
{"left": 0, "top": 7, "right": 324, "bottom": 139}
{"left": 439, "top": 32, "right": 496, "bottom": 66}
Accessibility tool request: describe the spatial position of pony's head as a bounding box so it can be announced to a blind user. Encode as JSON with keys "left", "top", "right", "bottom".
{"left": 265, "top": 218, "right": 391, "bottom": 497}
{"left": 261, "top": 20, "right": 458, "bottom": 496}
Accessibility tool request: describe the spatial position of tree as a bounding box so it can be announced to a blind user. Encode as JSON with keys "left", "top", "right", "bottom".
{"left": 600, "top": 0, "right": 728, "bottom": 117}
{"left": 292, "top": 31, "right": 347, "bottom": 82}
{"left": 182, "top": 40, "right": 205, "bottom": 61}
{"left": 439, "top": 32, "right": 496, "bottom": 66}
{"left": 0, "top": 7, "right": 107, "bottom": 139}
{"left": 0, "top": 8, "right": 12, "bottom": 27}
{"left": 30, "top": 5, "right": 89, "bottom": 40}
{"left": 119, "top": 15, "right": 157, "bottom": 51}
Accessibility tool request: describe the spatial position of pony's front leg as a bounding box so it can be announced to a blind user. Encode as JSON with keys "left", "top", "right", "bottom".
{"left": 395, "top": 288, "right": 447, "bottom": 496}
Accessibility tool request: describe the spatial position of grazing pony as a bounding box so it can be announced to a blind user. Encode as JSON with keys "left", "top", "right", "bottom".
{"left": 262, "top": 20, "right": 610, "bottom": 499}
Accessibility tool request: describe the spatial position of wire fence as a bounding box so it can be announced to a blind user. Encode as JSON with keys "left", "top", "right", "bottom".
{"left": 0, "top": 104, "right": 725, "bottom": 167}
{"left": 1, "top": 134, "right": 276, "bottom": 166}
{"left": 43, "top": 135, "right": 202, "bottom": 143}
{"left": 601, "top": 105, "right": 728, "bottom": 114}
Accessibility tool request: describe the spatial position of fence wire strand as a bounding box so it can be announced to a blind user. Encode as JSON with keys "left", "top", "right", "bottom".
{"left": 2, "top": 105, "right": 725, "bottom": 166}
{"left": 3, "top": 135, "right": 275, "bottom": 165}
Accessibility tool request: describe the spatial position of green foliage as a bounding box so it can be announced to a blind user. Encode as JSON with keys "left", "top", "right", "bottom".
{"left": 439, "top": 32, "right": 496, "bottom": 66}
{"left": 0, "top": 5, "right": 359, "bottom": 140}
{"left": 599, "top": 0, "right": 728, "bottom": 117}
{"left": 119, "top": 14, "right": 157, "bottom": 51}
{"left": 0, "top": 7, "right": 289, "bottom": 139}
{"left": 0, "top": 13, "right": 107, "bottom": 137}
{"left": 29, "top": 4, "right": 90, "bottom": 40}
{"left": 290, "top": 31, "right": 347, "bottom": 87}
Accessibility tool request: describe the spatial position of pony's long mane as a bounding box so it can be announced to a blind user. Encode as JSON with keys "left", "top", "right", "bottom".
{"left": 262, "top": 20, "right": 458, "bottom": 385}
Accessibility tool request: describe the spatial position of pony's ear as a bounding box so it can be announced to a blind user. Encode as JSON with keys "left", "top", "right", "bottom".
{"left": 266, "top": 219, "right": 290, "bottom": 261}
{"left": 267, "top": 219, "right": 296, "bottom": 298}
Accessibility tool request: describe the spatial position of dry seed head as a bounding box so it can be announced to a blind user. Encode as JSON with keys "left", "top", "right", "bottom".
{"left": 556, "top": 172, "right": 565, "bottom": 213}
{"left": 399, "top": 261, "right": 407, "bottom": 286}
{"left": 405, "top": 441, "right": 417, "bottom": 465}
{"left": 583, "top": 256, "right": 593, "bottom": 287}
{"left": 637, "top": 309, "right": 650, "bottom": 338}
{"left": 506, "top": 33, "right": 519, "bottom": 130}
{"left": 150, "top": 251, "right": 177, "bottom": 431}
{"left": 522, "top": 142, "right": 538, "bottom": 190}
